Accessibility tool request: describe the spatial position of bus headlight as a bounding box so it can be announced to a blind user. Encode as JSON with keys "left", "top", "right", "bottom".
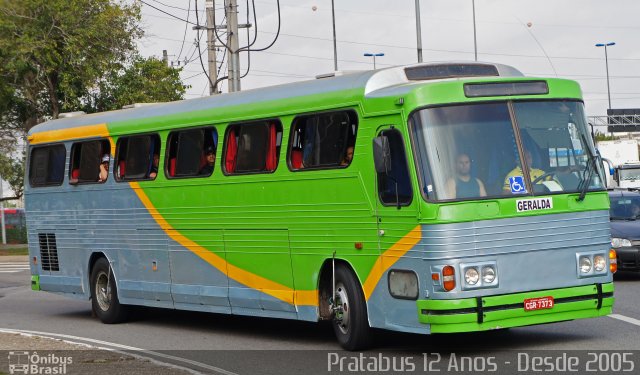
{"left": 611, "top": 238, "right": 632, "bottom": 248}
{"left": 593, "top": 255, "right": 606, "bottom": 272}
{"left": 482, "top": 266, "right": 496, "bottom": 283}
{"left": 579, "top": 256, "right": 592, "bottom": 274}
{"left": 464, "top": 267, "right": 479, "bottom": 285}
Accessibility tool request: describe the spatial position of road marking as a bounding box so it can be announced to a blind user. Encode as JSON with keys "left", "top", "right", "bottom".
{"left": 609, "top": 314, "right": 640, "bottom": 327}
{"left": 0, "top": 264, "right": 29, "bottom": 273}
{"left": 0, "top": 328, "right": 238, "bottom": 375}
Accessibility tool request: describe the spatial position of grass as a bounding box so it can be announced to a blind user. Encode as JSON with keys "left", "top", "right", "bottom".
{"left": 0, "top": 245, "right": 28, "bottom": 256}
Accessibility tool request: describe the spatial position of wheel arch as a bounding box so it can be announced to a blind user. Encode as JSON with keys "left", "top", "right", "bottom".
{"left": 316, "top": 257, "right": 367, "bottom": 320}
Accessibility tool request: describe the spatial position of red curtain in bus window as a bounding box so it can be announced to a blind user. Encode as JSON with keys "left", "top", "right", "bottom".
{"left": 118, "top": 161, "right": 126, "bottom": 179}
{"left": 225, "top": 129, "right": 237, "bottom": 173}
{"left": 169, "top": 158, "right": 176, "bottom": 177}
{"left": 265, "top": 123, "right": 277, "bottom": 171}
{"left": 291, "top": 149, "right": 302, "bottom": 169}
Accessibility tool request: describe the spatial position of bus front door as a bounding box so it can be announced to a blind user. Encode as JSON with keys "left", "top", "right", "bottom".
{"left": 372, "top": 127, "right": 420, "bottom": 329}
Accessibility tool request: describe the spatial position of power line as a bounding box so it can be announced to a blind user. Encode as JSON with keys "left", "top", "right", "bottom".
{"left": 140, "top": 0, "right": 197, "bottom": 25}
{"left": 175, "top": 0, "right": 192, "bottom": 63}
{"left": 149, "top": 0, "right": 223, "bottom": 13}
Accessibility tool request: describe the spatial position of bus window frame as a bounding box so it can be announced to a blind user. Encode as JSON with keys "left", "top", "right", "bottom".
{"left": 407, "top": 98, "right": 601, "bottom": 204}
{"left": 114, "top": 133, "right": 161, "bottom": 182}
{"left": 375, "top": 127, "right": 414, "bottom": 207}
{"left": 28, "top": 143, "right": 67, "bottom": 188}
{"left": 221, "top": 118, "right": 283, "bottom": 176}
{"left": 286, "top": 109, "right": 359, "bottom": 172}
{"left": 69, "top": 139, "right": 111, "bottom": 185}
{"left": 164, "top": 126, "right": 218, "bottom": 180}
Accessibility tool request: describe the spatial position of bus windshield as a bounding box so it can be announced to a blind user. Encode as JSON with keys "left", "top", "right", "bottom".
{"left": 410, "top": 100, "right": 604, "bottom": 202}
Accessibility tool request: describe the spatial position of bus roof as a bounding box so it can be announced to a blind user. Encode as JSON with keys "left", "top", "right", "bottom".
{"left": 29, "top": 61, "right": 525, "bottom": 137}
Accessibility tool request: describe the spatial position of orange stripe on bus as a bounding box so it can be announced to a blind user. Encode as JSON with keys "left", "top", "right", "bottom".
{"left": 28, "top": 124, "right": 110, "bottom": 144}
{"left": 362, "top": 225, "right": 422, "bottom": 301}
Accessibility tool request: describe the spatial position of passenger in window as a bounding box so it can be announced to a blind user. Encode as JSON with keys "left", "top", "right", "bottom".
{"left": 98, "top": 154, "right": 110, "bottom": 182}
{"left": 445, "top": 153, "right": 487, "bottom": 199}
{"left": 199, "top": 146, "right": 216, "bottom": 175}
{"left": 149, "top": 154, "right": 159, "bottom": 179}
{"left": 341, "top": 146, "right": 354, "bottom": 166}
{"left": 503, "top": 150, "right": 547, "bottom": 192}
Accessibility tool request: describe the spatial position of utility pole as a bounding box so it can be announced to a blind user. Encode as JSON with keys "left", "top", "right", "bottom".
{"left": 227, "top": 0, "right": 241, "bottom": 92}
{"left": 206, "top": 0, "right": 219, "bottom": 94}
{"left": 162, "top": 50, "right": 169, "bottom": 66}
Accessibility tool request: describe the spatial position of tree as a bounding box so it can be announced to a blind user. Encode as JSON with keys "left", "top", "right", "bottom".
{"left": 0, "top": 151, "right": 24, "bottom": 200}
{"left": 0, "top": 0, "right": 188, "bottom": 199}
{"left": 86, "top": 55, "right": 188, "bottom": 113}
{"left": 0, "top": 0, "right": 143, "bottom": 131}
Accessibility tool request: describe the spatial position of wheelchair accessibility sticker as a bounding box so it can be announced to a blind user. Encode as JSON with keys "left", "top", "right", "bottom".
{"left": 509, "top": 176, "right": 527, "bottom": 194}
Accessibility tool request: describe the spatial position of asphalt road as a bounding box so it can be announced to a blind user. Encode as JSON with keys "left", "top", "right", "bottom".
{"left": 2, "top": 257, "right": 640, "bottom": 374}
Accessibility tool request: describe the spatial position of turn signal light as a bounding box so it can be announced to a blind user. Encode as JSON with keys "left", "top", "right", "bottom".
{"left": 442, "top": 265, "right": 456, "bottom": 292}
{"left": 609, "top": 249, "right": 617, "bottom": 274}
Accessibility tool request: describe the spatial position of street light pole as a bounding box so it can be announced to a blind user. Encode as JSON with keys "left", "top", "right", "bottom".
{"left": 331, "top": 0, "right": 338, "bottom": 71}
{"left": 0, "top": 178, "right": 5, "bottom": 245}
{"left": 596, "top": 42, "right": 616, "bottom": 110}
{"left": 364, "top": 53, "right": 384, "bottom": 70}
{"left": 472, "top": 0, "right": 478, "bottom": 61}
{"left": 415, "top": 0, "right": 423, "bottom": 63}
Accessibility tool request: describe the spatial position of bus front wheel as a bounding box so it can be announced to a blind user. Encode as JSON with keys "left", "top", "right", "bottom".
{"left": 90, "top": 257, "right": 128, "bottom": 324}
{"left": 332, "top": 266, "right": 373, "bottom": 350}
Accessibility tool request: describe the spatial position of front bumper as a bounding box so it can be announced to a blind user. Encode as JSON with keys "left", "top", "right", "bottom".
{"left": 616, "top": 247, "right": 640, "bottom": 271}
{"left": 417, "top": 283, "right": 614, "bottom": 333}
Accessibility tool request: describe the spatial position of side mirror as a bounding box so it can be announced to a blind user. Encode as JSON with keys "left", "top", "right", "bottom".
{"left": 373, "top": 136, "right": 391, "bottom": 174}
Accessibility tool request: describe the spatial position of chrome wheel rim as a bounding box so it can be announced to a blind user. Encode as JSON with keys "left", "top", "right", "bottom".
{"left": 334, "top": 282, "right": 350, "bottom": 335}
{"left": 95, "top": 271, "right": 111, "bottom": 311}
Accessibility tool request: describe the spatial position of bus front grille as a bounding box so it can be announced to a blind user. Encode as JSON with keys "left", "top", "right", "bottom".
{"left": 38, "top": 233, "right": 59, "bottom": 271}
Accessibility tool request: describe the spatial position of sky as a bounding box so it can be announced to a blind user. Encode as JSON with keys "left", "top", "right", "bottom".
{"left": 136, "top": 0, "right": 640, "bottom": 118}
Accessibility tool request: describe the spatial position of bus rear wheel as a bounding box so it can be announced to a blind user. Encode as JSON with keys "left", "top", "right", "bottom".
{"left": 332, "top": 266, "right": 373, "bottom": 350}
{"left": 90, "top": 257, "right": 128, "bottom": 324}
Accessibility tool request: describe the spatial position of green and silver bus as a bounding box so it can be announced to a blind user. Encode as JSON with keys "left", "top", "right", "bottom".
{"left": 25, "top": 62, "right": 616, "bottom": 350}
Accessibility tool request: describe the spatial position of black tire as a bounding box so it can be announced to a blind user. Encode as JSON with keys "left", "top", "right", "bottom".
{"left": 90, "top": 257, "right": 128, "bottom": 324}
{"left": 332, "top": 265, "right": 373, "bottom": 350}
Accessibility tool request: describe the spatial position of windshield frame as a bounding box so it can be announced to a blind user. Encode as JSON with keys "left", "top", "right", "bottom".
{"left": 408, "top": 98, "right": 605, "bottom": 203}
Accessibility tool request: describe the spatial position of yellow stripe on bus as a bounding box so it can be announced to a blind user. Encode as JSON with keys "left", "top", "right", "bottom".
{"left": 28, "top": 124, "right": 111, "bottom": 145}
{"left": 130, "top": 181, "right": 420, "bottom": 308}
{"left": 129, "top": 181, "right": 314, "bottom": 306}
{"left": 362, "top": 225, "right": 422, "bottom": 301}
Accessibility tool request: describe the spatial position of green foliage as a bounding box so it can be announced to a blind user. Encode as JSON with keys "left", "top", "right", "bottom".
{"left": 0, "top": 151, "right": 24, "bottom": 199}
{"left": 6, "top": 227, "right": 27, "bottom": 244}
{"left": 0, "top": 0, "right": 144, "bottom": 128}
{"left": 0, "top": 0, "right": 188, "bottom": 198}
{"left": 594, "top": 131, "right": 618, "bottom": 142}
{"left": 86, "top": 56, "right": 188, "bottom": 113}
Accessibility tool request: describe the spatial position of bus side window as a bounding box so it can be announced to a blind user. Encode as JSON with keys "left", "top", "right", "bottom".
{"left": 69, "top": 139, "right": 111, "bottom": 184}
{"left": 288, "top": 110, "right": 358, "bottom": 170}
{"left": 29, "top": 144, "right": 66, "bottom": 187}
{"left": 376, "top": 129, "right": 413, "bottom": 206}
{"left": 223, "top": 120, "right": 282, "bottom": 175}
{"left": 115, "top": 134, "right": 161, "bottom": 182}
{"left": 165, "top": 127, "right": 217, "bottom": 178}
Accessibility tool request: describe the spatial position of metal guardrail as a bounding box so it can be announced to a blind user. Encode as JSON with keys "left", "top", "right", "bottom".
{"left": 589, "top": 115, "right": 640, "bottom": 127}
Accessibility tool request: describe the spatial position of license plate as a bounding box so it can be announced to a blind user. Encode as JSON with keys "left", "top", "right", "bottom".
{"left": 524, "top": 296, "right": 554, "bottom": 311}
